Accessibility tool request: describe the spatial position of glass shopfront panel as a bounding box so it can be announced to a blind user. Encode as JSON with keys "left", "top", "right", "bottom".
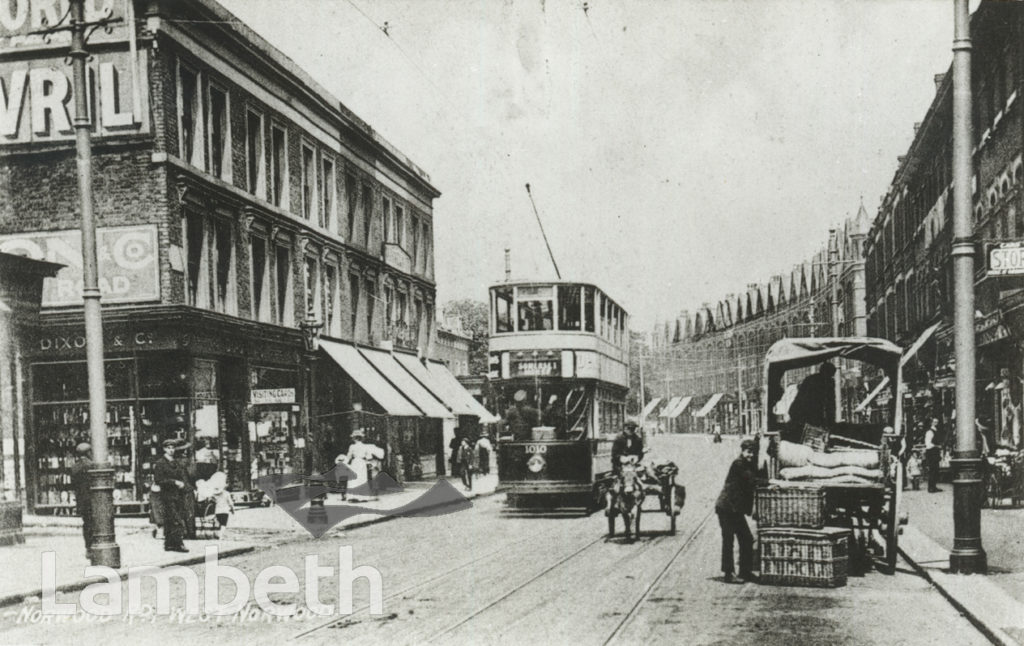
{"left": 248, "top": 366, "right": 300, "bottom": 480}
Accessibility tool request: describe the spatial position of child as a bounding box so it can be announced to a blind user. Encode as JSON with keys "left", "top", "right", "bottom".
{"left": 208, "top": 471, "right": 235, "bottom": 540}
{"left": 906, "top": 452, "right": 922, "bottom": 491}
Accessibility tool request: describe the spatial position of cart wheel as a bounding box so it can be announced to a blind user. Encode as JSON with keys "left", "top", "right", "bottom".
{"left": 668, "top": 486, "right": 677, "bottom": 534}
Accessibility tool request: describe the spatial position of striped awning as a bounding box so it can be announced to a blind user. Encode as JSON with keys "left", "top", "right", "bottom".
{"left": 639, "top": 397, "right": 662, "bottom": 420}
{"left": 695, "top": 393, "right": 724, "bottom": 418}
{"left": 659, "top": 396, "right": 682, "bottom": 417}
{"left": 666, "top": 396, "right": 693, "bottom": 419}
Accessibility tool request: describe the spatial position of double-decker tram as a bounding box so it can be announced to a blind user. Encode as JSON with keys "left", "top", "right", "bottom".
{"left": 490, "top": 280, "right": 629, "bottom": 509}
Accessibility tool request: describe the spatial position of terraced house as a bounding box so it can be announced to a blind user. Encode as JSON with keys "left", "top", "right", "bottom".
{"left": 0, "top": 0, "right": 466, "bottom": 514}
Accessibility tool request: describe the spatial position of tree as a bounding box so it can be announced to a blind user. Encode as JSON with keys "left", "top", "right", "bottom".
{"left": 442, "top": 299, "right": 489, "bottom": 375}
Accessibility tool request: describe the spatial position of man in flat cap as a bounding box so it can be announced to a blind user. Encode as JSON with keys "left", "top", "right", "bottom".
{"left": 69, "top": 442, "right": 94, "bottom": 555}
{"left": 154, "top": 439, "right": 189, "bottom": 552}
{"left": 611, "top": 419, "right": 644, "bottom": 475}
{"left": 505, "top": 389, "right": 540, "bottom": 441}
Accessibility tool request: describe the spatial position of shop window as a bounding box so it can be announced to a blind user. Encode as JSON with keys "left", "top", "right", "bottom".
{"left": 250, "top": 409, "right": 297, "bottom": 478}
{"left": 349, "top": 273, "right": 360, "bottom": 337}
{"left": 214, "top": 218, "right": 235, "bottom": 315}
{"left": 493, "top": 287, "right": 513, "bottom": 333}
{"left": 185, "top": 212, "right": 210, "bottom": 308}
{"left": 270, "top": 124, "right": 288, "bottom": 208}
{"left": 207, "top": 85, "right": 230, "bottom": 181}
{"left": 362, "top": 184, "right": 373, "bottom": 245}
{"left": 245, "top": 109, "right": 264, "bottom": 197}
{"left": 346, "top": 174, "right": 357, "bottom": 239}
{"left": 138, "top": 355, "right": 190, "bottom": 399}
{"left": 558, "top": 285, "right": 581, "bottom": 330}
{"left": 251, "top": 235, "right": 269, "bottom": 321}
{"left": 275, "top": 244, "right": 293, "bottom": 325}
{"left": 515, "top": 286, "right": 552, "bottom": 332}
{"left": 324, "top": 263, "right": 338, "bottom": 336}
{"left": 301, "top": 142, "right": 316, "bottom": 221}
{"left": 322, "top": 156, "right": 335, "bottom": 230}
{"left": 178, "top": 64, "right": 202, "bottom": 168}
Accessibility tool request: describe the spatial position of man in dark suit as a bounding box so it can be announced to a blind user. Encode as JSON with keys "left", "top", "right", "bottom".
{"left": 154, "top": 439, "right": 189, "bottom": 552}
{"left": 715, "top": 439, "right": 757, "bottom": 583}
{"left": 69, "top": 442, "right": 94, "bottom": 556}
{"left": 611, "top": 420, "right": 644, "bottom": 474}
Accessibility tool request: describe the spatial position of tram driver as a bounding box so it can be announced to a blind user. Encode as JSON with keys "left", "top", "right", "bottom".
{"left": 505, "top": 389, "right": 541, "bottom": 441}
{"left": 612, "top": 419, "right": 644, "bottom": 475}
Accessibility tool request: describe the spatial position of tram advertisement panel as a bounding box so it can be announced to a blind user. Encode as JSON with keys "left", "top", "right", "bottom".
{"left": 498, "top": 441, "right": 592, "bottom": 484}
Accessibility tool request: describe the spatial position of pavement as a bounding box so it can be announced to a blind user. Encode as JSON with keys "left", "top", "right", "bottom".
{"left": 899, "top": 485, "right": 1024, "bottom": 646}
{"left": 0, "top": 473, "right": 498, "bottom": 610}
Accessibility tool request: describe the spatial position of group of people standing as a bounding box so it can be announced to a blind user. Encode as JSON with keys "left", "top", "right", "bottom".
{"left": 449, "top": 432, "right": 493, "bottom": 491}
{"left": 153, "top": 438, "right": 235, "bottom": 552}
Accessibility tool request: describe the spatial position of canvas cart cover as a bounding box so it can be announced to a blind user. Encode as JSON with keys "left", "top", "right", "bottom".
{"left": 764, "top": 337, "right": 902, "bottom": 374}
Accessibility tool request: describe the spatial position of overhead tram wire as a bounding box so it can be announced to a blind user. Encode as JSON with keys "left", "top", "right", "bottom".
{"left": 525, "top": 183, "right": 562, "bottom": 280}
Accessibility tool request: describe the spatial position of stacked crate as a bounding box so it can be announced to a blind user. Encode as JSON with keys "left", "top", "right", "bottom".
{"left": 754, "top": 484, "right": 849, "bottom": 587}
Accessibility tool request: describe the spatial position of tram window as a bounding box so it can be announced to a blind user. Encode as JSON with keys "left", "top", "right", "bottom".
{"left": 557, "top": 285, "right": 581, "bottom": 330}
{"left": 494, "top": 287, "right": 514, "bottom": 333}
{"left": 517, "top": 285, "right": 554, "bottom": 331}
{"left": 583, "top": 287, "right": 595, "bottom": 332}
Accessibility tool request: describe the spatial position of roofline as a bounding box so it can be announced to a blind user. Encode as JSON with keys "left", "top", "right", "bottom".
{"left": 168, "top": 0, "right": 441, "bottom": 199}
{"left": 489, "top": 279, "right": 629, "bottom": 316}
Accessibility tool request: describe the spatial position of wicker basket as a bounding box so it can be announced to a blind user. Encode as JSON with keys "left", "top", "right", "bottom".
{"left": 759, "top": 526, "right": 849, "bottom": 587}
{"left": 755, "top": 485, "right": 827, "bottom": 528}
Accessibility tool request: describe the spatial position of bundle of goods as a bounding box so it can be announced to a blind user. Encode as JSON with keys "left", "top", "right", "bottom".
{"left": 759, "top": 526, "right": 849, "bottom": 587}
{"left": 775, "top": 440, "right": 884, "bottom": 485}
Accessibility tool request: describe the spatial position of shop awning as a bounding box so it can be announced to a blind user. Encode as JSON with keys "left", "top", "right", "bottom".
{"left": 659, "top": 396, "right": 682, "bottom": 418}
{"left": 639, "top": 397, "right": 662, "bottom": 420}
{"left": 359, "top": 347, "right": 454, "bottom": 419}
{"left": 695, "top": 393, "right": 724, "bottom": 418}
{"left": 424, "top": 360, "right": 501, "bottom": 423}
{"left": 319, "top": 339, "right": 420, "bottom": 416}
{"left": 666, "top": 396, "right": 693, "bottom": 419}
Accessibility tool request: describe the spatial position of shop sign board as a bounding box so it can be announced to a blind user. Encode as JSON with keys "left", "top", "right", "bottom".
{"left": 510, "top": 358, "right": 558, "bottom": 377}
{"left": 0, "top": 225, "right": 159, "bottom": 306}
{"left": 987, "top": 240, "right": 1024, "bottom": 276}
{"left": 975, "top": 310, "right": 1010, "bottom": 347}
{"left": 251, "top": 388, "right": 296, "bottom": 405}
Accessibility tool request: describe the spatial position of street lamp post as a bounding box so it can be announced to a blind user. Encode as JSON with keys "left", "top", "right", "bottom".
{"left": 949, "top": 0, "right": 986, "bottom": 574}
{"left": 70, "top": 0, "right": 119, "bottom": 568}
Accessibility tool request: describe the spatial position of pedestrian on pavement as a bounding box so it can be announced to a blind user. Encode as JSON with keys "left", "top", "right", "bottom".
{"left": 925, "top": 418, "right": 942, "bottom": 493}
{"left": 69, "top": 442, "right": 94, "bottom": 555}
{"left": 340, "top": 429, "right": 385, "bottom": 498}
{"left": 611, "top": 420, "right": 644, "bottom": 474}
{"left": 449, "top": 431, "right": 462, "bottom": 478}
{"left": 715, "top": 438, "right": 757, "bottom": 584}
{"left": 154, "top": 439, "right": 190, "bottom": 552}
{"left": 457, "top": 435, "right": 475, "bottom": 491}
{"left": 206, "top": 471, "right": 235, "bottom": 540}
{"left": 475, "top": 433, "right": 493, "bottom": 475}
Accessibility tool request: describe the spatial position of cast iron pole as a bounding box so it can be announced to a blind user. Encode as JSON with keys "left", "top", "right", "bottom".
{"left": 70, "top": 0, "right": 120, "bottom": 568}
{"left": 949, "top": 0, "right": 986, "bottom": 574}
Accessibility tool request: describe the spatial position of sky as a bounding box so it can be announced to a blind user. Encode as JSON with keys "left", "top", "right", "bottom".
{"left": 218, "top": 0, "right": 971, "bottom": 332}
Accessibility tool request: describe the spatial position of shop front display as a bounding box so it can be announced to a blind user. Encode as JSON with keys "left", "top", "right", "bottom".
{"left": 248, "top": 366, "right": 301, "bottom": 482}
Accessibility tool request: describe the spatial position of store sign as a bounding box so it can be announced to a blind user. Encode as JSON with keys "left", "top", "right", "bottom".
{"left": 0, "top": 225, "right": 159, "bottom": 306}
{"left": 0, "top": 49, "right": 148, "bottom": 144}
{"left": 987, "top": 240, "right": 1024, "bottom": 276}
{"left": 975, "top": 310, "right": 1010, "bottom": 347}
{"left": 0, "top": 1, "right": 121, "bottom": 43}
{"left": 510, "top": 359, "right": 558, "bottom": 377}
{"left": 251, "top": 388, "right": 296, "bottom": 405}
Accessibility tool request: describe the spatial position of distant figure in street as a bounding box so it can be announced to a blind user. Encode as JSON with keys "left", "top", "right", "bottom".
{"left": 339, "top": 429, "right": 385, "bottom": 498}
{"left": 924, "top": 418, "right": 942, "bottom": 493}
{"left": 69, "top": 442, "right": 94, "bottom": 555}
{"left": 788, "top": 362, "right": 836, "bottom": 427}
{"left": 475, "top": 434, "right": 493, "bottom": 476}
{"left": 715, "top": 439, "right": 757, "bottom": 584}
{"left": 611, "top": 420, "right": 644, "bottom": 474}
{"left": 457, "top": 435, "right": 475, "bottom": 491}
{"left": 713, "top": 422, "right": 723, "bottom": 444}
{"left": 154, "top": 439, "right": 189, "bottom": 553}
{"left": 505, "top": 390, "right": 541, "bottom": 441}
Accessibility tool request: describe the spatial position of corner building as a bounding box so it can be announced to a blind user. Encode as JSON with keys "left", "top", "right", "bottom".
{"left": 0, "top": 0, "right": 443, "bottom": 513}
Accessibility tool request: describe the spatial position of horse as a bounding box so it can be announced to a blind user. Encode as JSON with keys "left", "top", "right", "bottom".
{"left": 606, "top": 456, "right": 645, "bottom": 539}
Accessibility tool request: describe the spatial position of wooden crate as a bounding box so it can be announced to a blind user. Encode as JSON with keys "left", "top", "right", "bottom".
{"left": 755, "top": 485, "right": 827, "bottom": 528}
{"left": 759, "top": 526, "right": 849, "bottom": 587}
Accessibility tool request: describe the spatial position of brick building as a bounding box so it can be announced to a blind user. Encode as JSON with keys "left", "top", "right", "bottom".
{"left": 0, "top": 0, "right": 459, "bottom": 512}
{"left": 864, "top": 0, "right": 1024, "bottom": 450}
{"left": 649, "top": 210, "right": 869, "bottom": 434}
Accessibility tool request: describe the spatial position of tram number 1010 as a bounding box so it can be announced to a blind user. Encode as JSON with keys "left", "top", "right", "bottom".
{"left": 524, "top": 444, "right": 548, "bottom": 454}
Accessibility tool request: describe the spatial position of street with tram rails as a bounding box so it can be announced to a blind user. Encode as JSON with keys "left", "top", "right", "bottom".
{"left": 0, "top": 435, "right": 988, "bottom": 646}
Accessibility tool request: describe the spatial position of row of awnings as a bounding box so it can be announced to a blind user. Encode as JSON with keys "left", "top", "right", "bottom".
{"left": 319, "top": 339, "right": 499, "bottom": 423}
{"left": 641, "top": 393, "right": 724, "bottom": 420}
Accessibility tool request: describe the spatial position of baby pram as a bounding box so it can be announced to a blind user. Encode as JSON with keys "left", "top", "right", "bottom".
{"left": 194, "top": 472, "right": 228, "bottom": 539}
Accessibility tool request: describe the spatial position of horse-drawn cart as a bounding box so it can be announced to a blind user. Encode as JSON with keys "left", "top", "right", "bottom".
{"left": 761, "top": 338, "right": 905, "bottom": 576}
{"left": 606, "top": 455, "right": 685, "bottom": 539}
